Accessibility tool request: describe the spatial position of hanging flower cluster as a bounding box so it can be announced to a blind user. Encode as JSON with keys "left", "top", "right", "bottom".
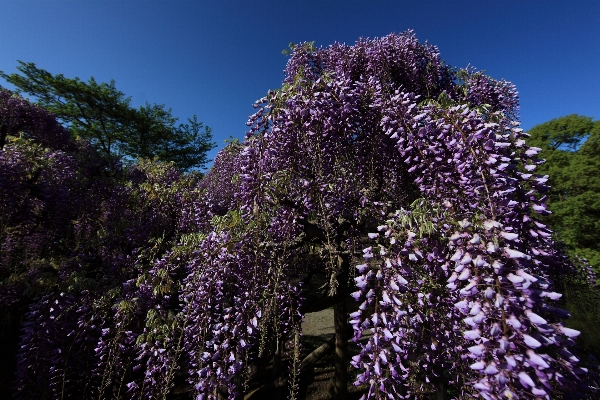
{"left": 349, "top": 102, "right": 587, "bottom": 398}
{"left": 239, "top": 32, "right": 594, "bottom": 399}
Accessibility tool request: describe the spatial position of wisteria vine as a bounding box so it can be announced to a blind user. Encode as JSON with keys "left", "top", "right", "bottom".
{"left": 1, "top": 31, "right": 598, "bottom": 400}
{"left": 237, "top": 32, "right": 597, "bottom": 399}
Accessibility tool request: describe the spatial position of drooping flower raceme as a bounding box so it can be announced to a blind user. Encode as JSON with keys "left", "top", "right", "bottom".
{"left": 240, "top": 32, "right": 593, "bottom": 399}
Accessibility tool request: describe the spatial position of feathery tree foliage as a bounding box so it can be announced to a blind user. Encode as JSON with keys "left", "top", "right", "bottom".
{"left": 527, "top": 115, "right": 600, "bottom": 270}
{"left": 0, "top": 61, "right": 215, "bottom": 171}
{"left": 1, "top": 32, "right": 599, "bottom": 400}
{"left": 526, "top": 115, "right": 600, "bottom": 357}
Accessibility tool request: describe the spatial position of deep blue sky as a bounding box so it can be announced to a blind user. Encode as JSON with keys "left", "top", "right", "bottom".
{"left": 1, "top": 1, "right": 599, "bottom": 166}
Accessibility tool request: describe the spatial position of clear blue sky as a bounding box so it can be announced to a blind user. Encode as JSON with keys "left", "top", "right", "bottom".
{"left": 1, "top": 0, "right": 598, "bottom": 165}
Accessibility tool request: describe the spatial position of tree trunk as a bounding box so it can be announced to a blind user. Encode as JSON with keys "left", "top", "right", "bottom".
{"left": 433, "top": 371, "right": 448, "bottom": 400}
{"left": 333, "top": 300, "right": 348, "bottom": 400}
{"left": 272, "top": 339, "right": 283, "bottom": 380}
{"left": 270, "top": 338, "right": 285, "bottom": 400}
{"left": 435, "top": 383, "right": 447, "bottom": 400}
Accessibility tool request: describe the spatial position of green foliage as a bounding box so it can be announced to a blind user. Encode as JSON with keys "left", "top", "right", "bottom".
{"left": 526, "top": 116, "right": 600, "bottom": 360}
{"left": 391, "top": 198, "right": 447, "bottom": 237}
{"left": 528, "top": 114, "right": 600, "bottom": 270}
{"left": 281, "top": 41, "right": 316, "bottom": 56}
{"left": 0, "top": 61, "right": 216, "bottom": 171}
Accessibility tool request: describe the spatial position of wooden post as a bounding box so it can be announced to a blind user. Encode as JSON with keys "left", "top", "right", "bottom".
{"left": 333, "top": 300, "right": 348, "bottom": 400}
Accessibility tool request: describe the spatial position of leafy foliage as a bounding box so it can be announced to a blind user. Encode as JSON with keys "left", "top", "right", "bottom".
{"left": 527, "top": 115, "right": 600, "bottom": 270}
{"left": 1, "top": 32, "right": 598, "bottom": 400}
{"left": 526, "top": 114, "right": 600, "bottom": 364}
{"left": 0, "top": 61, "right": 216, "bottom": 171}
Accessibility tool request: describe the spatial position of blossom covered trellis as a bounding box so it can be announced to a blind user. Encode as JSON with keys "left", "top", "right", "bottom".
{"left": 1, "top": 31, "right": 597, "bottom": 399}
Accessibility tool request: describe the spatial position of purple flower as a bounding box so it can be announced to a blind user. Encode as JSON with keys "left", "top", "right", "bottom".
{"left": 518, "top": 371, "right": 535, "bottom": 388}
{"left": 464, "top": 329, "right": 481, "bottom": 340}
{"left": 523, "top": 334, "right": 542, "bottom": 349}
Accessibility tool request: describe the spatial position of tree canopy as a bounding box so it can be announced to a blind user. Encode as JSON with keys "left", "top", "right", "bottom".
{"left": 1, "top": 32, "right": 598, "bottom": 400}
{"left": 527, "top": 114, "right": 600, "bottom": 269}
{"left": 0, "top": 61, "right": 215, "bottom": 171}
